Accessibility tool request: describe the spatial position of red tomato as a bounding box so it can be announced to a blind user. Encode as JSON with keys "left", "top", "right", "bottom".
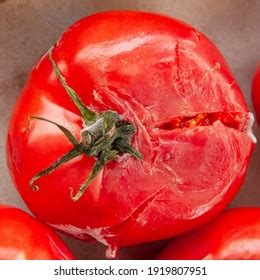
{"left": 6, "top": 11, "right": 255, "bottom": 256}
{"left": 157, "top": 208, "right": 260, "bottom": 260}
{"left": 252, "top": 66, "right": 260, "bottom": 123}
{"left": 0, "top": 205, "right": 74, "bottom": 260}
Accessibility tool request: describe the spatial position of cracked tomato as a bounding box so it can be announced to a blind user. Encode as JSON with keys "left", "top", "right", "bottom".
{"left": 0, "top": 205, "right": 74, "bottom": 260}
{"left": 157, "top": 208, "right": 260, "bottom": 260}
{"left": 6, "top": 11, "right": 255, "bottom": 257}
{"left": 252, "top": 65, "right": 260, "bottom": 123}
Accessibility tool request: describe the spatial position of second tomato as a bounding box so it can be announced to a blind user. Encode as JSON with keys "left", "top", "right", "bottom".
{"left": 0, "top": 205, "right": 74, "bottom": 260}
{"left": 157, "top": 208, "right": 260, "bottom": 260}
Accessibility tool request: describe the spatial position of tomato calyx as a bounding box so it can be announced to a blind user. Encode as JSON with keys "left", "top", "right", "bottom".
{"left": 29, "top": 48, "right": 142, "bottom": 201}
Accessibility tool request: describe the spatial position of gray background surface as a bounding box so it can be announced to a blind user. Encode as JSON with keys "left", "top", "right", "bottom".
{"left": 0, "top": 0, "right": 259, "bottom": 259}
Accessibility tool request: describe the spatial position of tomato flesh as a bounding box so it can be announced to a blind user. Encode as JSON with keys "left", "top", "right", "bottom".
{"left": 0, "top": 205, "right": 74, "bottom": 260}
{"left": 157, "top": 112, "right": 246, "bottom": 130}
{"left": 6, "top": 11, "right": 255, "bottom": 252}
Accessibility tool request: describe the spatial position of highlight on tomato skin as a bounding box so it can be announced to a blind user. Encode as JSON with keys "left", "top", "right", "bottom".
{"left": 0, "top": 205, "right": 75, "bottom": 260}
{"left": 156, "top": 208, "right": 260, "bottom": 260}
{"left": 252, "top": 65, "right": 260, "bottom": 124}
{"left": 6, "top": 11, "right": 256, "bottom": 255}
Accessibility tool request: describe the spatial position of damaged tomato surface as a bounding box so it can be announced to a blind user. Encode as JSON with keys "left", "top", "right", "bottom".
{"left": 6, "top": 11, "right": 256, "bottom": 256}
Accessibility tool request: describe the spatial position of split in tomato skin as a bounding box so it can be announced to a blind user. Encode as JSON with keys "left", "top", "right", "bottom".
{"left": 0, "top": 205, "right": 74, "bottom": 260}
{"left": 252, "top": 66, "right": 260, "bottom": 124}
{"left": 6, "top": 11, "right": 255, "bottom": 255}
{"left": 156, "top": 208, "right": 260, "bottom": 260}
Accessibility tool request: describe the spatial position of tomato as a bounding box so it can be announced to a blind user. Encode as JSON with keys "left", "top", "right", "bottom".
{"left": 157, "top": 208, "right": 260, "bottom": 260}
{"left": 6, "top": 11, "right": 255, "bottom": 257}
{"left": 0, "top": 205, "right": 74, "bottom": 260}
{"left": 252, "top": 66, "right": 260, "bottom": 123}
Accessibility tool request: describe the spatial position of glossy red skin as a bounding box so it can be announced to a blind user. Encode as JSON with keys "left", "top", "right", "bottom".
{"left": 252, "top": 66, "right": 260, "bottom": 123}
{"left": 157, "top": 208, "right": 260, "bottom": 260}
{"left": 0, "top": 205, "right": 74, "bottom": 260}
{"left": 6, "top": 11, "right": 254, "bottom": 250}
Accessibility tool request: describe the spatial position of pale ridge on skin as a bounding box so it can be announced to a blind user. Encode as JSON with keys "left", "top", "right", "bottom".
{"left": 247, "top": 112, "right": 257, "bottom": 143}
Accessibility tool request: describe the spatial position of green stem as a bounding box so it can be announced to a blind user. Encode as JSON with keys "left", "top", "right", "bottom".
{"left": 30, "top": 116, "right": 79, "bottom": 146}
{"left": 29, "top": 147, "right": 83, "bottom": 191}
{"left": 114, "top": 139, "right": 142, "bottom": 159}
{"left": 70, "top": 154, "right": 106, "bottom": 201}
{"left": 49, "top": 48, "right": 96, "bottom": 125}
